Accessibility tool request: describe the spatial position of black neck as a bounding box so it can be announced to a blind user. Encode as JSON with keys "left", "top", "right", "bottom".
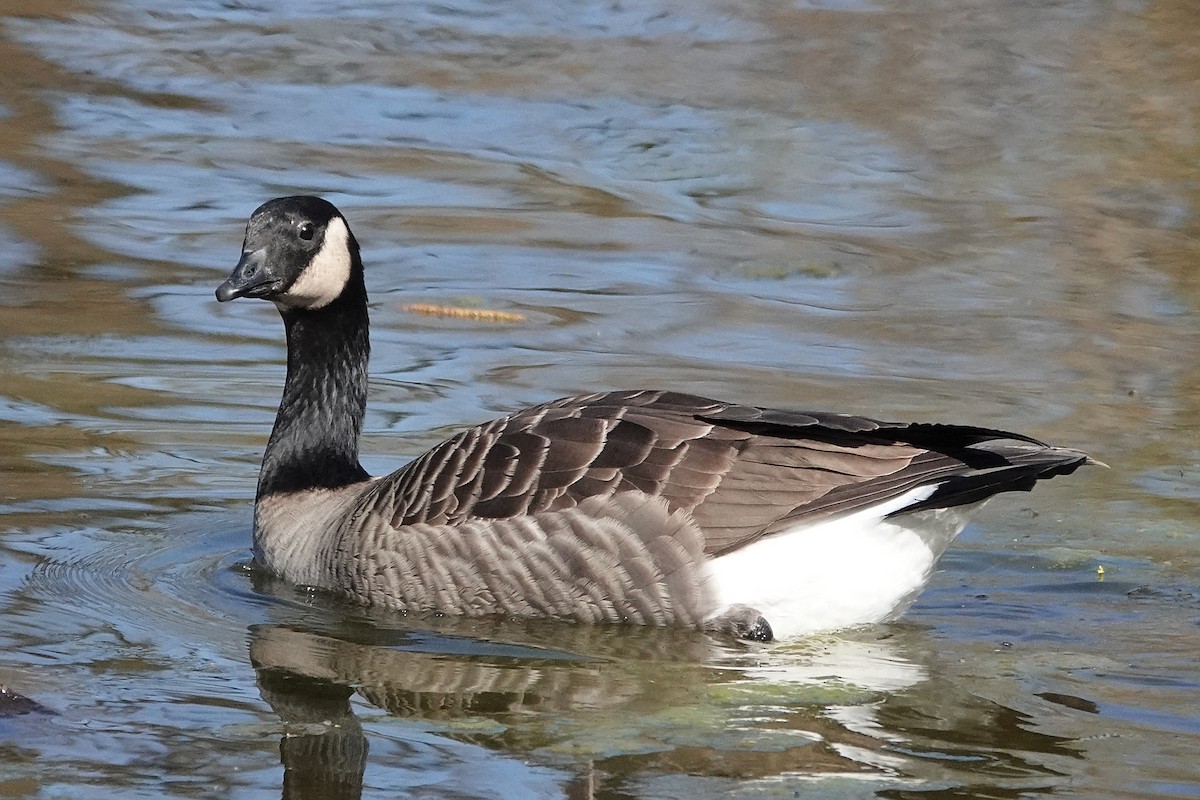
{"left": 258, "top": 271, "right": 371, "bottom": 497}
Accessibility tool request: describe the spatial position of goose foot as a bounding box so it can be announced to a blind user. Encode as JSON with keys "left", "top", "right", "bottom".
{"left": 705, "top": 604, "right": 774, "bottom": 642}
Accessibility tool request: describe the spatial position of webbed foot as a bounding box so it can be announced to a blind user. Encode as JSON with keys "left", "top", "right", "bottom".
{"left": 705, "top": 604, "right": 774, "bottom": 642}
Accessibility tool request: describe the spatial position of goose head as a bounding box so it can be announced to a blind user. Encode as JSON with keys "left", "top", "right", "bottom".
{"left": 216, "top": 195, "right": 360, "bottom": 311}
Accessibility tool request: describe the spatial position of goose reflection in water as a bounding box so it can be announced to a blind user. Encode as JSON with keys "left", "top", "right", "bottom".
{"left": 246, "top": 615, "right": 1080, "bottom": 799}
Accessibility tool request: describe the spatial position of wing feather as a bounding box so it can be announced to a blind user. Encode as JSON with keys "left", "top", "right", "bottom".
{"left": 359, "top": 390, "right": 1089, "bottom": 558}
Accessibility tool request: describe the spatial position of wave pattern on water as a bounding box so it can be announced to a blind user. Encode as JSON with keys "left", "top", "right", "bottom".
{"left": 0, "top": 0, "right": 1197, "bottom": 797}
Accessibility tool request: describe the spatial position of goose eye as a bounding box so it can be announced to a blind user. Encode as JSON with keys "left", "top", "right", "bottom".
{"left": 298, "top": 222, "right": 315, "bottom": 241}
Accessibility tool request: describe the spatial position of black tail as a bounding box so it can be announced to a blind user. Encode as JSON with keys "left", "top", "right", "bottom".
{"left": 887, "top": 442, "right": 1095, "bottom": 516}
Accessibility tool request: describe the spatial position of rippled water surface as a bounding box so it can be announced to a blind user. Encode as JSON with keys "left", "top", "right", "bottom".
{"left": 1, "top": 1, "right": 1198, "bottom": 797}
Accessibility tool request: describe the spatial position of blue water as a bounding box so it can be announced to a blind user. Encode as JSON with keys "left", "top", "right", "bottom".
{"left": 0, "top": 1, "right": 1197, "bottom": 797}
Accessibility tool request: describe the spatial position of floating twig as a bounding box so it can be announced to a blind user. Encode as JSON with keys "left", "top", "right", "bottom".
{"left": 401, "top": 303, "right": 527, "bottom": 323}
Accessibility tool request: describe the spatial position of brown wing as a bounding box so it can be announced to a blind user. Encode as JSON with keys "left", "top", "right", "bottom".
{"left": 362, "top": 391, "right": 745, "bottom": 529}
{"left": 359, "top": 389, "right": 1090, "bottom": 557}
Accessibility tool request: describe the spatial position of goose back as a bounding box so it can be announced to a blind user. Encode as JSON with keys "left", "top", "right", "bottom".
{"left": 354, "top": 389, "right": 1087, "bottom": 557}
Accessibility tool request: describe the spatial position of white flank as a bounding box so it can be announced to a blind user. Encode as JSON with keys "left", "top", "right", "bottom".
{"left": 281, "top": 216, "right": 352, "bottom": 310}
{"left": 708, "top": 486, "right": 986, "bottom": 639}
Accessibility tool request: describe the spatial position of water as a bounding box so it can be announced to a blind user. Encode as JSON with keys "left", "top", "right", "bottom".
{"left": 1, "top": 0, "right": 1197, "bottom": 797}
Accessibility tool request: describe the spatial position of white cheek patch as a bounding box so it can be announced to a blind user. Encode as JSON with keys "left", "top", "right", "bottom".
{"left": 281, "top": 216, "right": 352, "bottom": 310}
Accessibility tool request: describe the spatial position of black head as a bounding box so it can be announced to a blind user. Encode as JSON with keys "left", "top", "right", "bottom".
{"left": 216, "top": 196, "right": 360, "bottom": 311}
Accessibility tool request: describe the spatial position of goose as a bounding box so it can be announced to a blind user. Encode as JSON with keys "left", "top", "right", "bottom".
{"left": 215, "top": 195, "right": 1095, "bottom": 640}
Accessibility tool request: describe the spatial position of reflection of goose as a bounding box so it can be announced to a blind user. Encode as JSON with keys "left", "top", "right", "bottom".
{"left": 246, "top": 621, "right": 915, "bottom": 791}
{"left": 248, "top": 622, "right": 1081, "bottom": 795}
{"left": 218, "top": 196, "right": 1096, "bottom": 640}
{"left": 250, "top": 623, "right": 649, "bottom": 717}
{"left": 738, "top": 635, "right": 928, "bottom": 693}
